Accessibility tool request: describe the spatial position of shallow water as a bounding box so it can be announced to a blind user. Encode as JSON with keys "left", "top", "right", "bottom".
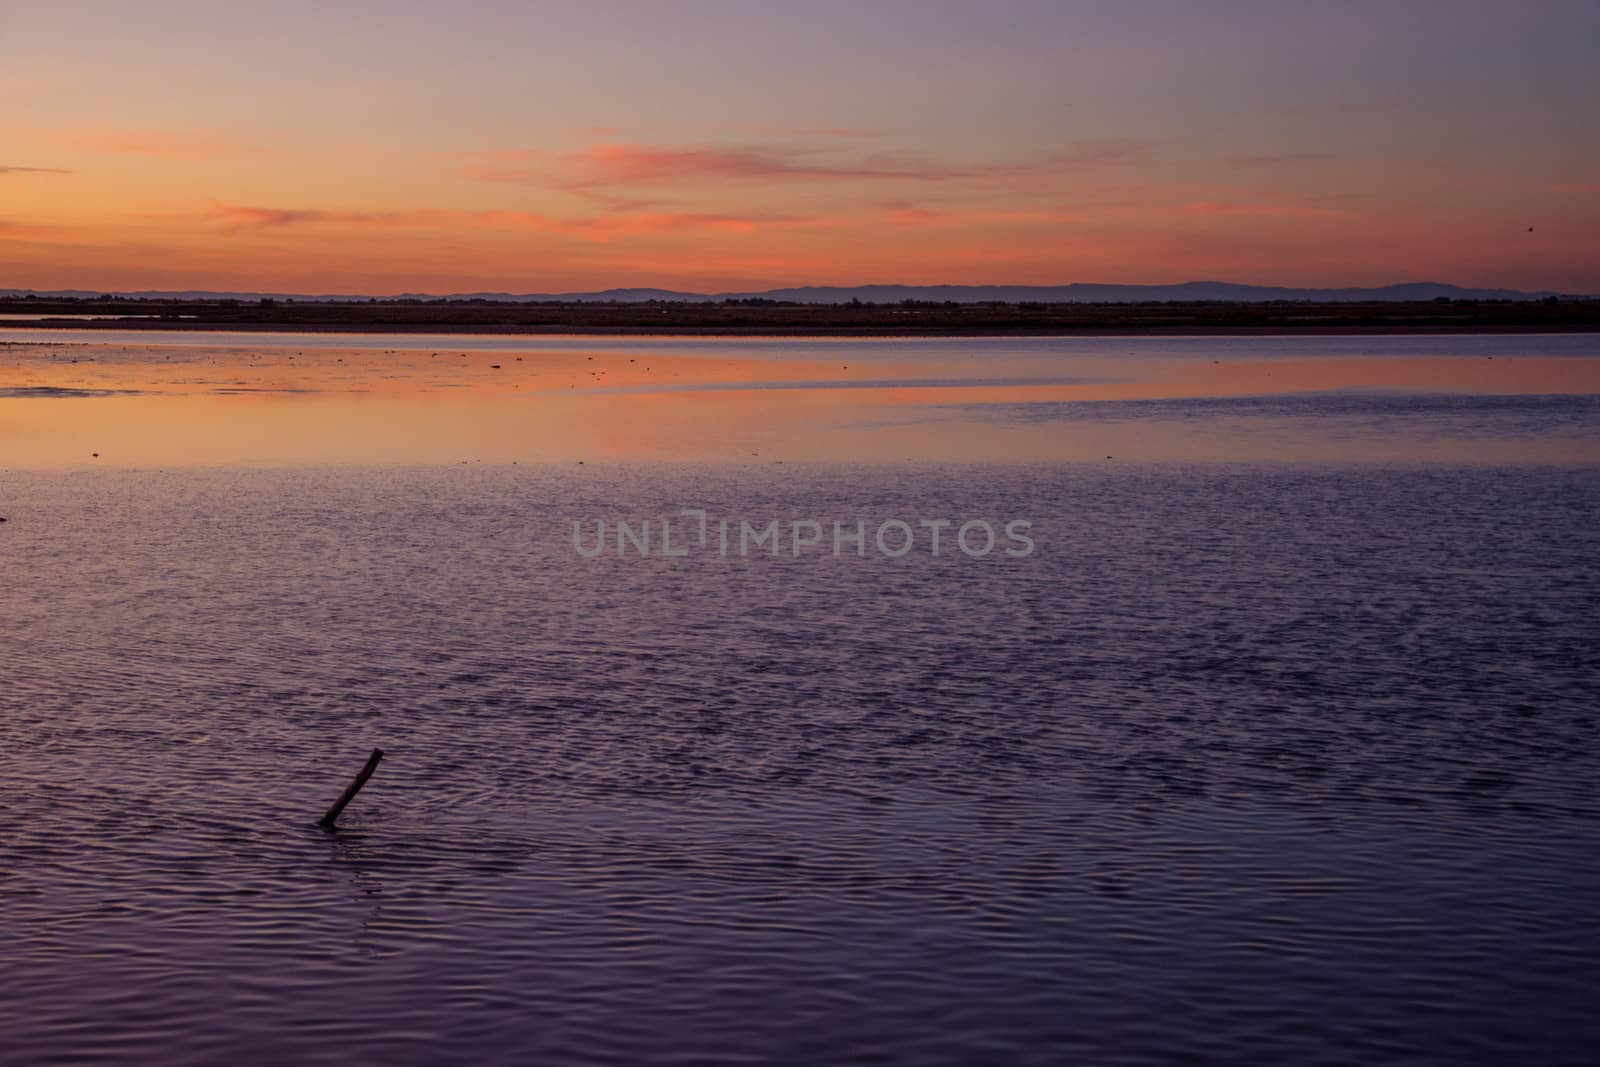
{"left": 4, "top": 330, "right": 1600, "bottom": 465}
{"left": 3, "top": 463, "right": 1599, "bottom": 1065}
{"left": 3, "top": 333, "right": 1600, "bottom": 1064}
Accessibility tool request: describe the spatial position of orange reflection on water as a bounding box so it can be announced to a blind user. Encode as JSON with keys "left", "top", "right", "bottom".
{"left": 3, "top": 339, "right": 1599, "bottom": 466}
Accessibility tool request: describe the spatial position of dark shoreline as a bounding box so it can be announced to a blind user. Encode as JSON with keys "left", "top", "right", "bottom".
{"left": 9, "top": 319, "right": 1600, "bottom": 340}
{"left": 3, "top": 296, "right": 1598, "bottom": 338}
{"left": 4, "top": 320, "right": 1600, "bottom": 338}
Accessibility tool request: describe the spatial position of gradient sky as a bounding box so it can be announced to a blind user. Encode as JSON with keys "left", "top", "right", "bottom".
{"left": 2, "top": 0, "right": 1597, "bottom": 294}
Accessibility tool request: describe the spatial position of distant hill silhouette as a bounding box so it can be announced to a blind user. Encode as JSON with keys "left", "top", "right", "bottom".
{"left": 0, "top": 281, "right": 1575, "bottom": 304}
{"left": 732, "top": 282, "right": 1566, "bottom": 303}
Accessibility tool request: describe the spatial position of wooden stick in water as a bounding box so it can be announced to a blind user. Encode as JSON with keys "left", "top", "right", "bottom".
{"left": 319, "top": 748, "right": 384, "bottom": 828}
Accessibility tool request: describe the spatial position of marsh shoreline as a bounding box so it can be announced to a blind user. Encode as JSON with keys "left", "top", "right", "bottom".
{"left": 4, "top": 320, "right": 1599, "bottom": 339}
{"left": 2, "top": 297, "right": 1597, "bottom": 338}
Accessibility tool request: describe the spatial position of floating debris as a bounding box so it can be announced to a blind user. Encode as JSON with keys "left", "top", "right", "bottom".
{"left": 319, "top": 748, "right": 385, "bottom": 828}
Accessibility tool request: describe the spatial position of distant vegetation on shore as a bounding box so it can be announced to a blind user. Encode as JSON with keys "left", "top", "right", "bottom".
{"left": 2, "top": 294, "right": 1597, "bottom": 335}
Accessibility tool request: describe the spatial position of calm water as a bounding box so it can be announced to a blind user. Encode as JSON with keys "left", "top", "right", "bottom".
{"left": 2, "top": 333, "right": 1600, "bottom": 1064}
{"left": 4, "top": 330, "right": 1600, "bottom": 465}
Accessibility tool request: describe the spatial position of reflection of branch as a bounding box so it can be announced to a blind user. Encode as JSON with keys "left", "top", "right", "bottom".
{"left": 323, "top": 827, "right": 386, "bottom": 956}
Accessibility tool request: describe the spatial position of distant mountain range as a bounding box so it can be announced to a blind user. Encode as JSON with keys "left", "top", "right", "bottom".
{"left": 0, "top": 281, "right": 1578, "bottom": 304}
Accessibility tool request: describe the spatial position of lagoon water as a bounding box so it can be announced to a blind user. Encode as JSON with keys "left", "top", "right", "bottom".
{"left": 3, "top": 332, "right": 1600, "bottom": 1064}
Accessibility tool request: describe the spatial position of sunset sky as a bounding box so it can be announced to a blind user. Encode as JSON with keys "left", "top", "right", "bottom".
{"left": 3, "top": 0, "right": 1597, "bottom": 295}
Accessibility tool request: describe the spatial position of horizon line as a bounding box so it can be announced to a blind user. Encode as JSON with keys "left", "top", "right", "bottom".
{"left": 3, "top": 280, "right": 1592, "bottom": 303}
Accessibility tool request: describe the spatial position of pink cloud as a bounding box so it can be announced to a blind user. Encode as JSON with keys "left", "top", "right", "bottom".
{"left": 469, "top": 143, "right": 976, "bottom": 187}
{"left": 876, "top": 200, "right": 1086, "bottom": 227}
{"left": 565, "top": 189, "right": 674, "bottom": 213}
{"left": 881, "top": 203, "right": 944, "bottom": 225}
{"left": 1550, "top": 183, "right": 1600, "bottom": 193}
{"left": 463, "top": 138, "right": 1154, "bottom": 191}
{"left": 474, "top": 209, "right": 809, "bottom": 240}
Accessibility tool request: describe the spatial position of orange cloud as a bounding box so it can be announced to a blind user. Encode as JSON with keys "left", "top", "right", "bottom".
{"left": 563, "top": 189, "right": 674, "bottom": 213}
{"left": 207, "top": 201, "right": 441, "bottom": 231}
{"left": 0, "top": 217, "right": 64, "bottom": 239}
{"left": 0, "top": 165, "right": 70, "bottom": 175}
{"left": 204, "top": 201, "right": 807, "bottom": 242}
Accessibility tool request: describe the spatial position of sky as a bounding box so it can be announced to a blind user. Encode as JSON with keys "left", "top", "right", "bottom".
{"left": 2, "top": 0, "right": 1598, "bottom": 295}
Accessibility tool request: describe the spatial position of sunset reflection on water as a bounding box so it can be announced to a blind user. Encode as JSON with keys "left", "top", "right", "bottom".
{"left": 3, "top": 331, "right": 1599, "bottom": 466}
